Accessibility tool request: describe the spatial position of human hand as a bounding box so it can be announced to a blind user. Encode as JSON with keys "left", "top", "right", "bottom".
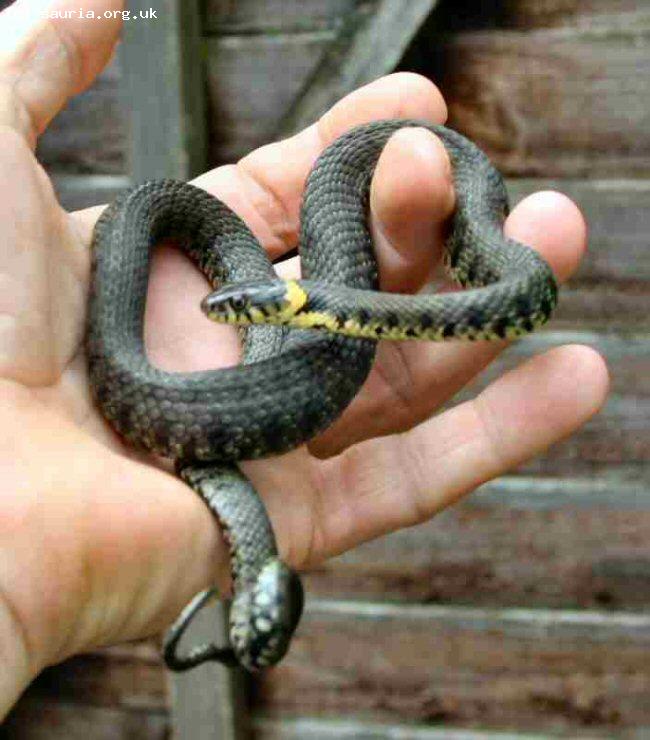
{"left": 0, "top": 0, "right": 608, "bottom": 717}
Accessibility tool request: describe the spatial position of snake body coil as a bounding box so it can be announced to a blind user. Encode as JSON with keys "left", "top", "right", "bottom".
{"left": 87, "top": 120, "right": 558, "bottom": 672}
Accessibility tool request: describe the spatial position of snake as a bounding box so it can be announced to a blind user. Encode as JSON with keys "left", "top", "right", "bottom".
{"left": 86, "top": 119, "right": 558, "bottom": 673}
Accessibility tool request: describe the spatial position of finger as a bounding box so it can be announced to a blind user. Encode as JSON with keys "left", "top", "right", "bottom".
{"left": 0, "top": 0, "right": 123, "bottom": 144}
{"left": 504, "top": 190, "right": 586, "bottom": 282}
{"left": 276, "top": 128, "right": 455, "bottom": 292}
{"left": 312, "top": 190, "right": 588, "bottom": 456}
{"left": 309, "top": 344, "right": 609, "bottom": 560}
{"left": 191, "top": 73, "right": 447, "bottom": 258}
{"left": 370, "top": 127, "right": 454, "bottom": 294}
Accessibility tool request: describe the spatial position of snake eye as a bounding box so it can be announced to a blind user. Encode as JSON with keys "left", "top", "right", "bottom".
{"left": 230, "top": 296, "right": 247, "bottom": 312}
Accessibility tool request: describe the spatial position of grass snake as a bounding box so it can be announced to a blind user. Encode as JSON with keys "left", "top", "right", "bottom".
{"left": 86, "top": 119, "right": 558, "bottom": 672}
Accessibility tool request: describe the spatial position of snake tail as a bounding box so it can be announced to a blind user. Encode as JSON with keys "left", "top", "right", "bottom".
{"left": 163, "top": 463, "right": 304, "bottom": 672}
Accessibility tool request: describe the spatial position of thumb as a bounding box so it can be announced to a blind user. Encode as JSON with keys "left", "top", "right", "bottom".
{"left": 0, "top": 0, "right": 123, "bottom": 145}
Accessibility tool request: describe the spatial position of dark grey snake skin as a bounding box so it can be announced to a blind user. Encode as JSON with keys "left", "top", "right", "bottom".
{"left": 86, "top": 120, "right": 558, "bottom": 672}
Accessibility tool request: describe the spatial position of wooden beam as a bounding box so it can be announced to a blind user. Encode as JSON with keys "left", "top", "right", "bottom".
{"left": 52, "top": 174, "right": 130, "bottom": 210}
{"left": 254, "top": 716, "right": 553, "bottom": 739}
{"left": 256, "top": 600, "right": 650, "bottom": 733}
{"left": 167, "top": 604, "right": 248, "bottom": 740}
{"left": 121, "top": 3, "right": 245, "bottom": 738}
{"left": 3, "top": 700, "right": 168, "bottom": 738}
{"left": 428, "top": 22, "right": 650, "bottom": 177}
{"left": 204, "top": 0, "right": 360, "bottom": 34}
{"left": 279, "top": 0, "right": 441, "bottom": 135}
{"left": 122, "top": 0, "right": 207, "bottom": 181}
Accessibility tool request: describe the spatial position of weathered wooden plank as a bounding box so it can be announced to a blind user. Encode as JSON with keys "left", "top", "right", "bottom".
{"left": 25, "top": 642, "right": 166, "bottom": 710}
{"left": 256, "top": 601, "right": 650, "bottom": 733}
{"left": 507, "top": 179, "right": 650, "bottom": 284}
{"left": 551, "top": 289, "right": 649, "bottom": 331}
{"left": 512, "top": 179, "right": 650, "bottom": 331}
{"left": 2, "top": 700, "right": 168, "bottom": 739}
{"left": 280, "top": 0, "right": 441, "bottom": 137}
{"left": 451, "top": 330, "right": 649, "bottom": 476}
{"left": 168, "top": 600, "right": 249, "bottom": 740}
{"left": 442, "top": 328, "right": 650, "bottom": 478}
{"left": 436, "top": 0, "right": 646, "bottom": 31}
{"left": 37, "top": 25, "right": 650, "bottom": 180}
{"left": 515, "top": 396, "right": 648, "bottom": 478}
{"left": 206, "top": 32, "right": 335, "bottom": 164}
{"left": 52, "top": 174, "right": 130, "bottom": 211}
{"left": 467, "top": 331, "right": 650, "bottom": 398}
{"left": 205, "top": 0, "right": 364, "bottom": 34}
{"left": 120, "top": 5, "right": 244, "bottom": 738}
{"left": 425, "top": 24, "right": 650, "bottom": 177}
{"left": 304, "top": 476, "right": 650, "bottom": 609}
{"left": 122, "top": 0, "right": 206, "bottom": 181}
{"left": 253, "top": 716, "right": 601, "bottom": 739}
{"left": 37, "top": 55, "right": 125, "bottom": 174}
{"left": 475, "top": 475, "right": 648, "bottom": 511}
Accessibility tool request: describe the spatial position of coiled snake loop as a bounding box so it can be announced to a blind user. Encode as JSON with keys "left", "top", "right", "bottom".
{"left": 87, "top": 120, "right": 558, "bottom": 672}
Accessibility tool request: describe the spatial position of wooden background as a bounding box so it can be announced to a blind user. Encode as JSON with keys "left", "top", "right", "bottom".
{"left": 4, "top": 0, "right": 650, "bottom": 737}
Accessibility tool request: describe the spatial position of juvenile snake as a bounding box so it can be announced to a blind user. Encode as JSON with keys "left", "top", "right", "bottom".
{"left": 86, "top": 119, "right": 558, "bottom": 672}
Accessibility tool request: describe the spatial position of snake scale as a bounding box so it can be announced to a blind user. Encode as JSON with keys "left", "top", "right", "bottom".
{"left": 87, "top": 119, "right": 558, "bottom": 672}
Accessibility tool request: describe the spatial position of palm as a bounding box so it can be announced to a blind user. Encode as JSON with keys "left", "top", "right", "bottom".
{"left": 0, "top": 2, "right": 606, "bottom": 716}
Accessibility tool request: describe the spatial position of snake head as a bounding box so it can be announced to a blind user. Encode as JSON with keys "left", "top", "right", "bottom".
{"left": 202, "top": 279, "right": 307, "bottom": 327}
{"left": 229, "top": 560, "right": 304, "bottom": 671}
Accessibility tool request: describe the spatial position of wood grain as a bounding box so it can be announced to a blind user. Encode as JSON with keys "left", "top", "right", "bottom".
{"left": 24, "top": 642, "right": 166, "bottom": 710}
{"left": 52, "top": 174, "right": 130, "bottom": 211}
{"left": 122, "top": 0, "right": 207, "bottom": 181}
{"left": 304, "top": 476, "right": 650, "bottom": 609}
{"left": 508, "top": 179, "right": 650, "bottom": 284}
{"left": 2, "top": 700, "right": 168, "bottom": 739}
{"left": 205, "top": 0, "right": 364, "bottom": 33}
{"left": 454, "top": 330, "right": 648, "bottom": 478}
{"left": 36, "top": 9, "right": 650, "bottom": 177}
{"left": 13, "top": 597, "right": 650, "bottom": 735}
{"left": 433, "top": 0, "right": 646, "bottom": 31}
{"left": 509, "top": 397, "right": 646, "bottom": 478}
{"left": 279, "top": 0, "right": 441, "bottom": 136}
{"left": 255, "top": 600, "right": 650, "bottom": 733}
{"left": 205, "top": 32, "right": 334, "bottom": 164}
{"left": 463, "top": 331, "right": 650, "bottom": 398}
{"left": 424, "top": 24, "right": 650, "bottom": 177}
{"left": 253, "top": 716, "right": 614, "bottom": 738}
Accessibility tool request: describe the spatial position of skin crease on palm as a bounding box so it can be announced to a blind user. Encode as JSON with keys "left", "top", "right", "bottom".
{"left": 0, "top": 0, "right": 609, "bottom": 718}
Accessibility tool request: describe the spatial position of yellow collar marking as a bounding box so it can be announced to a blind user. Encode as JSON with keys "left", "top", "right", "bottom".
{"left": 283, "top": 280, "right": 340, "bottom": 331}
{"left": 285, "top": 280, "right": 308, "bottom": 314}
